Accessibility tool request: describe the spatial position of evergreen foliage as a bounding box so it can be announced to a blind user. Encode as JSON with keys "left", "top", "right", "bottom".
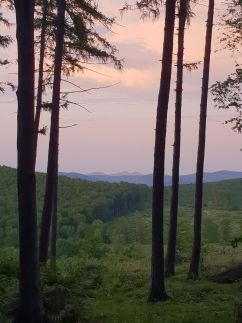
{"left": 34, "top": 0, "right": 122, "bottom": 88}
{"left": 0, "top": 1, "right": 13, "bottom": 93}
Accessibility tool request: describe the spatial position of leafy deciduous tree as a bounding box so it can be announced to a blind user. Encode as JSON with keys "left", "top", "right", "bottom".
{"left": 211, "top": 0, "right": 241, "bottom": 132}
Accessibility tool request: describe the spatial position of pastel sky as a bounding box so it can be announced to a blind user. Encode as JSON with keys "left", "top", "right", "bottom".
{"left": 0, "top": 1, "right": 241, "bottom": 175}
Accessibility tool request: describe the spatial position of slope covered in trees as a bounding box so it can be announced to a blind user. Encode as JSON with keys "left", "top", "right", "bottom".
{"left": 1, "top": 165, "right": 242, "bottom": 321}
{"left": 0, "top": 165, "right": 151, "bottom": 248}
{"left": 1, "top": 165, "right": 242, "bottom": 250}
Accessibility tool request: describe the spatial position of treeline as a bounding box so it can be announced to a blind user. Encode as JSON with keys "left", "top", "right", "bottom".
{"left": 0, "top": 166, "right": 151, "bottom": 248}
{"left": 175, "top": 180, "right": 242, "bottom": 211}
{"left": 1, "top": 165, "right": 242, "bottom": 250}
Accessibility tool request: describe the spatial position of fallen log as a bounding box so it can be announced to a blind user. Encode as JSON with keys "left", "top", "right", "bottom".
{"left": 212, "top": 264, "right": 242, "bottom": 283}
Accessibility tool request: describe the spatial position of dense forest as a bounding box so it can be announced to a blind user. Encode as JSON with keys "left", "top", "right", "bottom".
{"left": 0, "top": 165, "right": 151, "bottom": 249}
{"left": 1, "top": 165, "right": 242, "bottom": 251}
{"left": 0, "top": 0, "right": 241, "bottom": 322}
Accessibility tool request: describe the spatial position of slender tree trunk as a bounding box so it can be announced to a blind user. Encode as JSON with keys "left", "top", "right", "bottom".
{"left": 13, "top": 0, "right": 43, "bottom": 321}
{"left": 188, "top": 0, "right": 214, "bottom": 280}
{"left": 165, "top": 0, "right": 187, "bottom": 277}
{"left": 33, "top": 0, "right": 48, "bottom": 167}
{"left": 149, "top": 0, "right": 176, "bottom": 302}
{"left": 50, "top": 177, "right": 58, "bottom": 269}
{"left": 39, "top": 0, "right": 66, "bottom": 264}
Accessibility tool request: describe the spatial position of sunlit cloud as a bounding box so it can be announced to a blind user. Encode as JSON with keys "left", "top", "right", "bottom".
{"left": 76, "top": 64, "right": 159, "bottom": 90}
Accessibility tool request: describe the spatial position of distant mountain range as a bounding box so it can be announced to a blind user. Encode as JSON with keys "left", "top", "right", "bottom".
{"left": 59, "top": 170, "right": 242, "bottom": 187}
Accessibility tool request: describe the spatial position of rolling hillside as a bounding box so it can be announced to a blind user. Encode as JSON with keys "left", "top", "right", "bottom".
{"left": 59, "top": 170, "right": 242, "bottom": 187}
{"left": 1, "top": 165, "right": 242, "bottom": 322}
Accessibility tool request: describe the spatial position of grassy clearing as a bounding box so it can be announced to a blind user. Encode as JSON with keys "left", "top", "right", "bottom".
{"left": 1, "top": 241, "right": 240, "bottom": 322}
{"left": 88, "top": 258, "right": 239, "bottom": 323}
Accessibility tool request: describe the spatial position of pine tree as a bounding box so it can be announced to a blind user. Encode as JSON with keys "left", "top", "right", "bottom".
{"left": 149, "top": 0, "right": 176, "bottom": 302}
{"left": 39, "top": 0, "right": 66, "bottom": 266}
{"left": 13, "top": 0, "right": 44, "bottom": 321}
{"left": 188, "top": 0, "right": 214, "bottom": 280}
{"left": 165, "top": 0, "right": 188, "bottom": 277}
{"left": 33, "top": 0, "right": 49, "bottom": 166}
{"left": 39, "top": 0, "right": 122, "bottom": 264}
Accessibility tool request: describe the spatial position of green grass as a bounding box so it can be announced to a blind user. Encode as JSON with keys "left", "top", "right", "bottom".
{"left": 1, "top": 239, "right": 241, "bottom": 322}
{"left": 87, "top": 259, "right": 239, "bottom": 323}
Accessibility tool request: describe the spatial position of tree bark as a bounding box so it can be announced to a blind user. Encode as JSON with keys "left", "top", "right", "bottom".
{"left": 39, "top": 0, "right": 66, "bottom": 264}
{"left": 149, "top": 0, "right": 176, "bottom": 302}
{"left": 13, "top": 0, "right": 44, "bottom": 321}
{"left": 33, "top": 0, "right": 48, "bottom": 167}
{"left": 165, "top": 0, "right": 187, "bottom": 277}
{"left": 188, "top": 0, "right": 214, "bottom": 280}
{"left": 50, "top": 178, "right": 58, "bottom": 269}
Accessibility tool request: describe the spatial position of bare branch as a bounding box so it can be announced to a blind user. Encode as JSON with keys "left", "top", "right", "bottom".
{"left": 59, "top": 98, "right": 91, "bottom": 113}
{"left": 61, "top": 78, "right": 86, "bottom": 91}
{"left": 59, "top": 123, "right": 78, "bottom": 128}
{"left": 60, "top": 82, "right": 120, "bottom": 94}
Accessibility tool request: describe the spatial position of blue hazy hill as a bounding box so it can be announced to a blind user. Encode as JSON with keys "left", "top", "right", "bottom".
{"left": 59, "top": 170, "right": 242, "bottom": 187}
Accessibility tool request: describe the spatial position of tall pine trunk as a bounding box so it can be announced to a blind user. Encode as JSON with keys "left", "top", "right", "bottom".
{"left": 50, "top": 182, "right": 58, "bottom": 268}
{"left": 13, "top": 0, "right": 43, "bottom": 321}
{"left": 39, "top": 0, "right": 66, "bottom": 264}
{"left": 34, "top": 0, "right": 48, "bottom": 166}
{"left": 165, "top": 0, "right": 187, "bottom": 277}
{"left": 188, "top": 0, "right": 214, "bottom": 279}
{"left": 149, "top": 0, "right": 176, "bottom": 302}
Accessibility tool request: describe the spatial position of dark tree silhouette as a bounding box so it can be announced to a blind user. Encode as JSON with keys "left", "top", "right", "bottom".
{"left": 149, "top": 0, "right": 176, "bottom": 302}
{"left": 13, "top": 0, "right": 44, "bottom": 321}
{"left": 165, "top": 0, "right": 188, "bottom": 277}
{"left": 33, "top": 0, "right": 49, "bottom": 166}
{"left": 39, "top": 0, "right": 66, "bottom": 264}
{"left": 188, "top": 0, "right": 214, "bottom": 280}
{"left": 39, "top": 0, "right": 122, "bottom": 264}
{"left": 50, "top": 184, "right": 58, "bottom": 267}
